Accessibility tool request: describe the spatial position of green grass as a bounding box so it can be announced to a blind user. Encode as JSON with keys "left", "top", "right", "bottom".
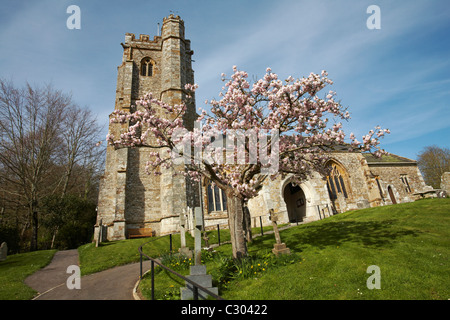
{"left": 0, "top": 249, "right": 57, "bottom": 300}
{"left": 77, "top": 223, "right": 281, "bottom": 276}
{"left": 78, "top": 234, "right": 194, "bottom": 276}
{"left": 140, "top": 198, "right": 450, "bottom": 300}
{"left": 2, "top": 198, "right": 447, "bottom": 300}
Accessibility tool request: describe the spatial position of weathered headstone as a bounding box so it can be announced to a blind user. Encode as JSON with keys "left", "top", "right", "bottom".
{"left": 180, "top": 207, "right": 218, "bottom": 300}
{"left": 179, "top": 209, "right": 192, "bottom": 258}
{"left": 180, "top": 210, "right": 186, "bottom": 247}
{"left": 0, "top": 242, "right": 7, "bottom": 262}
{"left": 96, "top": 219, "right": 103, "bottom": 247}
{"left": 269, "top": 209, "right": 291, "bottom": 256}
{"left": 194, "top": 207, "right": 202, "bottom": 265}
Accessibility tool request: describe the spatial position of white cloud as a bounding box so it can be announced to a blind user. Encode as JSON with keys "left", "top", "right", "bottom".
{"left": 0, "top": 0, "right": 448, "bottom": 157}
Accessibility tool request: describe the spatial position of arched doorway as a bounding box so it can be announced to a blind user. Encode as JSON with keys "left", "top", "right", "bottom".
{"left": 388, "top": 186, "right": 397, "bottom": 204}
{"left": 283, "top": 182, "right": 307, "bottom": 223}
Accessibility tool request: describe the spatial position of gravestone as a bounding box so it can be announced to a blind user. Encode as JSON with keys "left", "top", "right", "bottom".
{"left": 269, "top": 209, "right": 291, "bottom": 256}
{"left": 180, "top": 207, "right": 218, "bottom": 300}
{"left": 181, "top": 264, "right": 219, "bottom": 300}
{"left": 441, "top": 172, "right": 450, "bottom": 194}
{"left": 179, "top": 209, "right": 192, "bottom": 258}
{"left": 0, "top": 242, "right": 7, "bottom": 262}
{"left": 193, "top": 207, "right": 202, "bottom": 265}
{"left": 96, "top": 219, "right": 103, "bottom": 247}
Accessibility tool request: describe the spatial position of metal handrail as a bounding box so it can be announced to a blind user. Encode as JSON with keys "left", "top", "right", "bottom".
{"left": 137, "top": 240, "right": 224, "bottom": 300}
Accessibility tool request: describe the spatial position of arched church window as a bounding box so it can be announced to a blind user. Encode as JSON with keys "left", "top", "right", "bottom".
{"left": 207, "top": 183, "right": 227, "bottom": 213}
{"left": 141, "top": 57, "right": 153, "bottom": 76}
{"left": 326, "top": 161, "right": 350, "bottom": 199}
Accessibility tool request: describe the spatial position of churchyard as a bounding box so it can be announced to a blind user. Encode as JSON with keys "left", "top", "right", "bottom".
{"left": 0, "top": 198, "right": 448, "bottom": 300}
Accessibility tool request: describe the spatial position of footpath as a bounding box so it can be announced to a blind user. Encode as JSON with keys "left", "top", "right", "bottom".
{"left": 24, "top": 249, "right": 151, "bottom": 300}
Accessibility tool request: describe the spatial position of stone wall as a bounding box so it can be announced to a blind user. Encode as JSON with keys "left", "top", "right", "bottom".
{"left": 247, "top": 167, "right": 333, "bottom": 227}
{"left": 441, "top": 172, "right": 450, "bottom": 193}
{"left": 369, "top": 163, "right": 429, "bottom": 204}
{"left": 245, "top": 152, "right": 431, "bottom": 227}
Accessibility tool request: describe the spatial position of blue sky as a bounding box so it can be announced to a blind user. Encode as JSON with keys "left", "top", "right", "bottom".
{"left": 0, "top": 0, "right": 449, "bottom": 160}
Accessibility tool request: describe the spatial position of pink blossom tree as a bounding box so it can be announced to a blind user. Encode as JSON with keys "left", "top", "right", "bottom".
{"left": 107, "top": 66, "right": 389, "bottom": 259}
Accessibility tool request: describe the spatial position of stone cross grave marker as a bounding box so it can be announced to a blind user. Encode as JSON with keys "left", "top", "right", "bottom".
{"left": 269, "top": 209, "right": 291, "bottom": 256}
{"left": 194, "top": 207, "right": 203, "bottom": 265}
{"left": 180, "top": 207, "right": 218, "bottom": 300}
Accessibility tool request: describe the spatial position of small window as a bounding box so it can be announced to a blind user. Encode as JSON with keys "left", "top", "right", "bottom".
{"left": 400, "top": 175, "right": 411, "bottom": 193}
{"left": 207, "top": 183, "right": 227, "bottom": 213}
{"left": 141, "top": 58, "right": 153, "bottom": 76}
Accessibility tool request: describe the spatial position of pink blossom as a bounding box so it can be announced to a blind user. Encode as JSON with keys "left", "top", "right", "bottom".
{"left": 107, "top": 66, "right": 389, "bottom": 199}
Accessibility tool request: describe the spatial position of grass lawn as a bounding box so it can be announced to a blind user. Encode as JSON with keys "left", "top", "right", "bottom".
{"left": 0, "top": 249, "right": 57, "bottom": 300}
{"left": 78, "top": 237, "right": 171, "bottom": 276}
{"left": 1, "top": 198, "right": 447, "bottom": 300}
{"left": 77, "top": 223, "right": 279, "bottom": 276}
{"left": 139, "top": 198, "right": 450, "bottom": 300}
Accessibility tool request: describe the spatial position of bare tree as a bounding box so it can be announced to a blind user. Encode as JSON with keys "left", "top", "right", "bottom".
{"left": 48, "top": 105, "right": 104, "bottom": 247}
{"left": 59, "top": 105, "right": 104, "bottom": 197}
{"left": 0, "top": 79, "right": 104, "bottom": 251}
{"left": 417, "top": 145, "right": 450, "bottom": 189}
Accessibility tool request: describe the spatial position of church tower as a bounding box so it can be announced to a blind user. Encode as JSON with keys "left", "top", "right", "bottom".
{"left": 95, "top": 15, "right": 197, "bottom": 241}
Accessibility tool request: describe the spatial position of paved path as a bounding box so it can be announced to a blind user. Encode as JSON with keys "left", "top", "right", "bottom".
{"left": 24, "top": 249, "right": 151, "bottom": 300}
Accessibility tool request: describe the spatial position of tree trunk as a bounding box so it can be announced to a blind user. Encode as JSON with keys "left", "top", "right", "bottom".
{"left": 51, "top": 227, "right": 59, "bottom": 249}
{"left": 30, "top": 203, "right": 39, "bottom": 251}
{"left": 226, "top": 193, "right": 248, "bottom": 259}
{"left": 243, "top": 204, "right": 252, "bottom": 243}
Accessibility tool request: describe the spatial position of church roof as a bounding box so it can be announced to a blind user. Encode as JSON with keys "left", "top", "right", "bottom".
{"left": 363, "top": 153, "right": 417, "bottom": 164}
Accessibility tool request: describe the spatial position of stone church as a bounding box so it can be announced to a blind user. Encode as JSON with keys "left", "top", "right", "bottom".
{"left": 94, "top": 15, "right": 432, "bottom": 242}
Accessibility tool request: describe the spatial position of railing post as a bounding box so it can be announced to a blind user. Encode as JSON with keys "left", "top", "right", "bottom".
{"left": 169, "top": 233, "right": 172, "bottom": 253}
{"left": 151, "top": 260, "right": 155, "bottom": 300}
{"left": 193, "top": 286, "right": 199, "bottom": 300}
{"left": 138, "top": 240, "right": 224, "bottom": 301}
{"left": 140, "top": 252, "right": 143, "bottom": 279}
{"left": 217, "top": 224, "right": 221, "bottom": 246}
